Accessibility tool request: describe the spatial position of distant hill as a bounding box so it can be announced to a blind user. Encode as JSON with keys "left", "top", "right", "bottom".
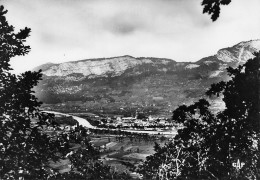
{"left": 34, "top": 39, "right": 260, "bottom": 116}
{"left": 33, "top": 62, "right": 57, "bottom": 72}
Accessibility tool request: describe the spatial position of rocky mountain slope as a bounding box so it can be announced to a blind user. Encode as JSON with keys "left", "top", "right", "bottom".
{"left": 34, "top": 39, "right": 260, "bottom": 116}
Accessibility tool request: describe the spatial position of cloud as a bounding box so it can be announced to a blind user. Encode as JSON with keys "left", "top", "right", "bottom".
{"left": 2, "top": 0, "right": 260, "bottom": 74}
{"left": 104, "top": 13, "right": 143, "bottom": 35}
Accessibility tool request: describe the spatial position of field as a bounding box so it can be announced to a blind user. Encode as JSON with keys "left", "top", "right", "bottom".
{"left": 91, "top": 134, "right": 171, "bottom": 173}
{"left": 43, "top": 111, "right": 176, "bottom": 176}
{"left": 48, "top": 133, "right": 171, "bottom": 177}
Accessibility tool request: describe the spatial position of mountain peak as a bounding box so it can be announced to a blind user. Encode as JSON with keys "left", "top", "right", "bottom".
{"left": 216, "top": 39, "right": 260, "bottom": 63}
{"left": 35, "top": 39, "right": 260, "bottom": 115}
{"left": 121, "top": 55, "right": 134, "bottom": 58}
{"left": 37, "top": 39, "right": 260, "bottom": 77}
{"left": 237, "top": 39, "right": 260, "bottom": 47}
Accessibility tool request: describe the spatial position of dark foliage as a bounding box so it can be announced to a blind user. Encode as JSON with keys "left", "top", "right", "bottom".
{"left": 139, "top": 53, "right": 260, "bottom": 179}
{"left": 0, "top": 5, "right": 132, "bottom": 180}
{"left": 202, "top": 0, "right": 232, "bottom": 21}
{"left": 53, "top": 116, "right": 78, "bottom": 126}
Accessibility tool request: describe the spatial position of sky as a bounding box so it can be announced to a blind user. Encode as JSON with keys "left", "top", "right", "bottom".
{"left": 2, "top": 0, "right": 260, "bottom": 74}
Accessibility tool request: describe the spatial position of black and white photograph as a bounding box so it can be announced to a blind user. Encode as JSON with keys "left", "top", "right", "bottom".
{"left": 1, "top": 0, "right": 260, "bottom": 179}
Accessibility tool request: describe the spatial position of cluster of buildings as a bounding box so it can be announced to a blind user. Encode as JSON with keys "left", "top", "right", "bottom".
{"left": 100, "top": 115, "right": 174, "bottom": 129}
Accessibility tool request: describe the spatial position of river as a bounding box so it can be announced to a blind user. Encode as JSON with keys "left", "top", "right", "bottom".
{"left": 41, "top": 111, "right": 94, "bottom": 128}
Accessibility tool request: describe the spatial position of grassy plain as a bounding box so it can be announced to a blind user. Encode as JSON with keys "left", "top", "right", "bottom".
{"left": 91, "top": 134, "right": 170, "bottom": 173}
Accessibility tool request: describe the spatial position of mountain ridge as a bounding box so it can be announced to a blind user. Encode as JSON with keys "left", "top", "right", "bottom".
{"left": 34, "top": 39, "right": 260, "bottom": 116}
{"left": 38, "top": 39, "right": 260, "bottom": 77}
{"left": 40, "top": 55, "right": 176, "bottom": 77}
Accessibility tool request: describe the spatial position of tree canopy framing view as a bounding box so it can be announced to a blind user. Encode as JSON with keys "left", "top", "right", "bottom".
{"left": 0, "top": 5, "right": 130, "bottom": 180}
{"left": 139, "top": 53, "right": 260, "bottom": 179}
{"left": 1, "top": 0, "right": 260, "bottom": 179}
